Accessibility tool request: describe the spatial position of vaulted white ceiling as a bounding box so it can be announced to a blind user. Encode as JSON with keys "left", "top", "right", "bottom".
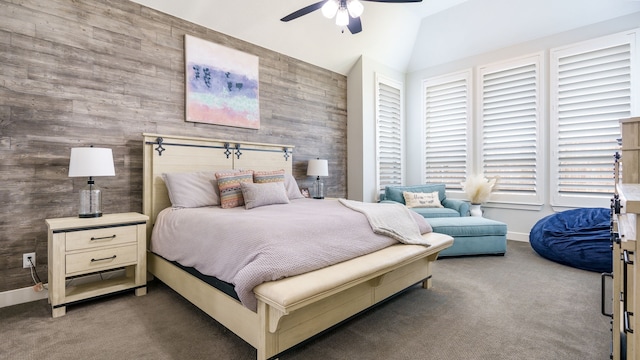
{"left": 131, "top": 0, "right": 640, "bottom": 75}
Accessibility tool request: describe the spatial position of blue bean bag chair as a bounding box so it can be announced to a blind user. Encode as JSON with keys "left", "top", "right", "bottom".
{"left": 530, "top": 208, "right": 612, "bottom": 273}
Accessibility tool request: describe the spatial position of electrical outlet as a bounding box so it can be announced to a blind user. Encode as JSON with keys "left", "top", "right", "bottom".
{"left": 23, "top": 252, "right": 35, "bottom": 268}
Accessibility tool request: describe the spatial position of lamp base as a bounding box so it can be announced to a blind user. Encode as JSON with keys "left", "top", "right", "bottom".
{"left": 312, "top": 177, "right": 325, "bottom": 199}
{"left": 78, "top": 181, "right": 103, "bottom": 219}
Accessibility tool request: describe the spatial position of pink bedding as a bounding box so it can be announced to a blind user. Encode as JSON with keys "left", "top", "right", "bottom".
{"left": 150, "top": 198, "right": 432, "bottom": 311}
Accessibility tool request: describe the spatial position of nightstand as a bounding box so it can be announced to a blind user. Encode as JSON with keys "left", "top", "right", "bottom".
{"left": 46, "top": 212, "right": 148, "bottom": 317}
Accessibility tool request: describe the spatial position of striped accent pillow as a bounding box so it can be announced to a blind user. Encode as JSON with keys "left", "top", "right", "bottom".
{"left": 253, "top": 169, "right": 285, "bottom": 184}
{"left": 215, "top": 170, "right": 254, "bottom": 209}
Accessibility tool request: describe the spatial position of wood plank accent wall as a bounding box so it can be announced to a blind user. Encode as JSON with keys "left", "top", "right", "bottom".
{"left": 0, "top": 0, "right": 347, "bottom": 292}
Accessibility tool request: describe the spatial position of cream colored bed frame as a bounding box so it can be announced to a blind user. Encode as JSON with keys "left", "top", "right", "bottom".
{"left": 142, "top": 133, "right": 454, "bottom": 360}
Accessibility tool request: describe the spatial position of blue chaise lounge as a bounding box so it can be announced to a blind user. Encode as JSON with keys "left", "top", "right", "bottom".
{"left": 381, "top": 184, "right": 507, "bottom": 257}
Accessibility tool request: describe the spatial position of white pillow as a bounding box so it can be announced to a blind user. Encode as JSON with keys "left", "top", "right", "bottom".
{"left": 162, "top": 172, "right": 218, "bottom": 208}
{"left": 241, "top": 181, "right": 290, "bottom": 209}
{"left": 403, "top": 191, "right": 443, "bottom": 208}
{"left": 284, "top": 174, "right": 305, "bottom": 200}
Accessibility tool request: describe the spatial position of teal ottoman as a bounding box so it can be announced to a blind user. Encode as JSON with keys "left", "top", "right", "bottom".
{"left": 426, "top": 217, "right": 507, "bottom": 257}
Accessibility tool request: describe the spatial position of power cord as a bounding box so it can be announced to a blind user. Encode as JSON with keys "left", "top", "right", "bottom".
{"left": 28, "top": 257, "right": 45, "bottom": 292}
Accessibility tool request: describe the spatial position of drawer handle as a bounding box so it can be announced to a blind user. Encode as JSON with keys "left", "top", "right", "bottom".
{"left": 91, "top": 255, "right": 117, "bottom": 263}
{"left": 91, "top": 235, "right": 117, "bottom": 241}
{"left": 623, "top": 250, "right": 634, "bottom": 265}
{"left": 624, "top": 311, "right": 634, "bottom": 334}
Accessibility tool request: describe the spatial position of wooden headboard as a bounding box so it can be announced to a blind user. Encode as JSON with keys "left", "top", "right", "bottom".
{"left": 142, "top": 133, "right": 294, "bottom": 236}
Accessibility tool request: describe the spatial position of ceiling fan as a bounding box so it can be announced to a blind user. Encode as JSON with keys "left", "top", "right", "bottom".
{"left": 281, "top": 0, "right": 423, "bottom": 34}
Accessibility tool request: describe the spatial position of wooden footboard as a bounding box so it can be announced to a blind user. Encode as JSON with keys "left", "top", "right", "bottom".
{"left": 148, "top": 232, "right": 453, "bottom": 360}
{"left": 148, "top": 253, "right": 261, "bottom": 346}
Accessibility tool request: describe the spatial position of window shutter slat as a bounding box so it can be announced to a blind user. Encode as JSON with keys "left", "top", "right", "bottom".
{"left": 423, "top": 71, "right": 471, "bottom": 189}
{"left": 551, "top": 37, "right": 633, "bottom": 206}
{"left": 480, "top": 56, "right": 541, "bottom": 198}
{"left": 376, "top": 77, "right": 403, "bottom": 192}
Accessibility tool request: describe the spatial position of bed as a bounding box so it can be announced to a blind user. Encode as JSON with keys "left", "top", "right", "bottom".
{"left": 142, "top": 133, "right": 454, "bottom": 360}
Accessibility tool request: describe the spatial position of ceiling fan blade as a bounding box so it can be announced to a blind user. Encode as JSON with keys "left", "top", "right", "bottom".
{"left": 361, "top": 0, "right": 422, "bottom": 3}
{"left": 347, "top": 16, "right": 362, "bottom": 34}
{"left": 281, "top": 1, "right": 327, "bottom": 22}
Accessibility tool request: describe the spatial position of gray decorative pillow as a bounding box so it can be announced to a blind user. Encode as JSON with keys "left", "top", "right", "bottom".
{"left": 240, "top": 181, "right": 290, "bottom": 209}
{"left": 162, "top": 172, "right": 218, "bottom": 208}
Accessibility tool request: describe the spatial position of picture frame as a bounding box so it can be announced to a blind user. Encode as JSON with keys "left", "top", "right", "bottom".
{"left": 184, "top": 35, "right": 260, "bottom": 129}
{"left": 300, "top": 188, "right": 310, "bottom": 198}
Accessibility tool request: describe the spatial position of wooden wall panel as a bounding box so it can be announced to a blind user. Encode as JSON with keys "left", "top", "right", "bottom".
{"left": 0, "top": 0, "right": 347, "bottom": 292}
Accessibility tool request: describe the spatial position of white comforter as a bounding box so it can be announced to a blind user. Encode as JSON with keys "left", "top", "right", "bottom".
{"left": 150, "top": 198, "right": 432, "bottom": 311}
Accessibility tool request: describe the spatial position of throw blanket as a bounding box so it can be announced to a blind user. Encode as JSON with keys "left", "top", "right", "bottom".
{"left": 151, "top": 198, "right": 431, "bottom": 311}
{"left": 339, "top": 199, "right": 431, "bottom": 246}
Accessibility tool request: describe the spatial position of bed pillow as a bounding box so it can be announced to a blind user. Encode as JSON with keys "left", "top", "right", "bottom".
{"left": 161, "top": 172, "right": 218, "bottom": 208}
{"left": 284, "top": 174, "right": 305, "bottom": 200}
{"left": 403, "top": 191, "right": 444, "bottom": 208}
{"left": 241, "top": 181, "right": 290, "bottom": 209}
{"left": 215, "top": 170, "right": 254, "bottom": 209}
{"left": 252, "top": 170, "right": 304, "bottom": 200}
{"left": 254, "top": 169, "right": 285, "bottom": 184}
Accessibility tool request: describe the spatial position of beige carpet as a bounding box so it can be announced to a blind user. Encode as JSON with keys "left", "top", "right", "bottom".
{"left": 0, "top": 241, "right": 610, "bottom": 359}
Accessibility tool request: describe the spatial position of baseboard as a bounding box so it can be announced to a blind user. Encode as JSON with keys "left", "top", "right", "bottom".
{"left": 507, "top": 231, "right": 529, "bottom": 242}
{"left": 0, "top": 285, "right": 48, "bottom": 308}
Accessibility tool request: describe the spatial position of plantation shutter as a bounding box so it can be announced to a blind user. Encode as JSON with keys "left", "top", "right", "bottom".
{"left": 376, "top": 75, "right": 403, "bottom": 193}
{"left": 479, "top": 54, "right": 542, "bottom": 203}
{"left": 550, "top": 31, "right": 635, "bottom": 207}
{"left": 423, "top": 71, "right": 471, "bottom": 190}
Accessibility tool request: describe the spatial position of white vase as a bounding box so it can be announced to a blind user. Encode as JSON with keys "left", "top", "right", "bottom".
{"left": 470, "top": 204, "right": 482, "bottom": 217}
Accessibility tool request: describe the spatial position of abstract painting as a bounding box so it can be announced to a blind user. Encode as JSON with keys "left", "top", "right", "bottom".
{"left": 184, "top": 35, "right": 260, "bottom": 129}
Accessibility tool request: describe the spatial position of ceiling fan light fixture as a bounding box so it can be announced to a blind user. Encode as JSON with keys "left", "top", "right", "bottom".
{"left": 282, "top": 0, "right": 422, "bottom": 34}
{"left": 335, "top": 7, "right": 350, "bottom": 26}
{"left": 321, "top": 0, "right": 340, "bottom": 19}
{"left": 347, "top": 0, "right": 364, "bottom": 18}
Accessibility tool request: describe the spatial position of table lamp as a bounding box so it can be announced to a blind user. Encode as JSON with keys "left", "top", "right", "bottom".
{"left": 68, "top": 147, "right": 115, "bottom": 218}
{"left": 307, "top": 158, "right": 328, "bottom": 199}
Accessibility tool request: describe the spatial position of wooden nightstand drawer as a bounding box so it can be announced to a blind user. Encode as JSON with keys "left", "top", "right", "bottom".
{"left": 65, "top": 225, "right": 137, "bottom": 251}
{"left": 65, "top": 244, "right": 138, "bottom": 275}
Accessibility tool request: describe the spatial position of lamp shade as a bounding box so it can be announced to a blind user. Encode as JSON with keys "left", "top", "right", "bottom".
{"left": 307, "top": 159, "right": 329, "bottom": 177}
{"left": 321, "top": 0, "right": 339, "bottom": 18}
{"left": 68, "top": 147, "right": 115, "bottom": 177}
{"left": 335, "top": 7, "right": 349, "bottom": 26}
{"left": 347, "top": 0, "right": 364, "bottom": 18}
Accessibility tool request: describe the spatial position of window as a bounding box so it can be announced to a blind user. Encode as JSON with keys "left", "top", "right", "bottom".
{"left": 478, "top": 53, "right": 543, "bottom": 205}
{"left": 422, "top": 70, "right": 471, "bottom": 191}
{"left": 550, "top": 30, "right": 638, "bottom": 207}
{"left": 375, "top": 74, "right": 403, "bottom": 195}
{"left": 418, "top": 30, "right": 638, "bottom": 209}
